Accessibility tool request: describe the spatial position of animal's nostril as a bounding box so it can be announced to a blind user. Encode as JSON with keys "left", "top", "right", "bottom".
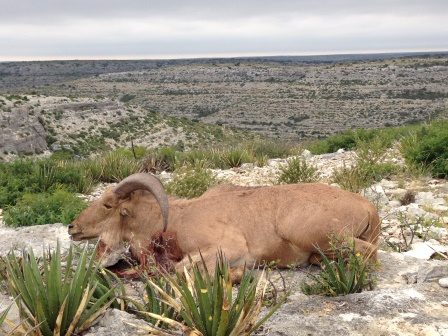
{"left": 68, "top": 224, "right": 73, "bottom": 229}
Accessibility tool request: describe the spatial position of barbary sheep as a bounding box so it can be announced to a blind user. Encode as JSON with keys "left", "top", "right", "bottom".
{"left": 68, "top": 173, "right": 380, "bottom": 281}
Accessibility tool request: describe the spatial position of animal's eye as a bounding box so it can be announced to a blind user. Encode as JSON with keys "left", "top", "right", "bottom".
{"left": 103, "top": 204, "right": 112, "bottom": 209}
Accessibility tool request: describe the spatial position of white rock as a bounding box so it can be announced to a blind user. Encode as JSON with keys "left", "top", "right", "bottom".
{"left": 361, "top": 185, "right": 389, "bottom": 206}
{"left": 301, "top": 149, "right": 312, "bottom": 158}
{"left": 403, "top": 241, "right": 447, "bottom": 260}
{"left": 415, "top": 192, "right": 445, "bottom": 205}
{"left": 386, "top": 188, "right": 408, "bottom": 196}
{"left": 240, "top": 163, "right": 254, "bottom": 169}
{"left": 432, "top": 204, "right": 448, "bottom": 212}
{"left": 380, "top": 179, "right": 398, "bottom": 189}
{"left": 439, "top": 278, "right": 448, "bottom": 288}
{"left": 406, "top": 205, "right": 428, "bottom": 217}
{"left": 388, "top": 200, "right": 402, "bottom": 207}
{"left": 339, "top": 313, "right": 360, "bottom": 322}
{"left": 388, "top": 237, "right": 401, "bottom": 245}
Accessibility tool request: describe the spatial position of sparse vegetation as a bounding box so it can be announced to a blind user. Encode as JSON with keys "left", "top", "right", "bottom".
{"left": 301, "top": 234, "right": 378, "bottom": 296}
{"left": 277, "top": 155, "right": 319, "bottom": 184}
{"left": 386, "top": 212, "right": 444, "bottom": 252}
{"left": 165, "top": 163, "right": 220, "bottom": 199}
{"left": 330, "top": 137, "right": 399, "bottom": 192}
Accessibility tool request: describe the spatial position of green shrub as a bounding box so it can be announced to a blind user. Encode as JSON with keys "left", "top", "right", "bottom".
{"left": 331, "top": 137, "right": 398, "bottom": 192}
{"left": 165, "top": 163, "right": 220, "bottom": 199}
{"left": 0, "top": 159, "right": 36, "bottom": 207}
{"left": 309, "top": 125, "right": 420, "bottom": 155}
{"left": 4, "top": 190, "right": 88, "bottom": 227}
{"left": 113, "top": 146, "right": 148, "bottom": 159}
{"left": 3, "top": 243, "right": 123, "bottom": 335}
{"left": 277, "top": 156, "right": 319, "bottom": 184}
{"left": 301, "top": 235, "right": 378, "bottom": 296}
{"left": 243, "top": 139, "right": 294, "bottom": 160}
{"left": 400, "top": 120, "right": 448, "bottom": 178}
{"left": 49, "top": 150, "right": 75, "bottom": 161}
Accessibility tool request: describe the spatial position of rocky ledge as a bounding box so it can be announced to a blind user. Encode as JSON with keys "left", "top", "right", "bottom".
{"left": 1, "top": 149, "right": 447, "bottom": 335}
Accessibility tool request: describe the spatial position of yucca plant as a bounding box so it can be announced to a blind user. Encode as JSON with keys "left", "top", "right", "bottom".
{"left": 301, "top": 235, "right": 377, "bottom": 297}
{"left": 219, "top": 147, "right": 253, "bottom": 169}
{"left": 0, "top": 303, "right": 12, "bottom": 333}
{"left": 125, "top": 271, "right": 179, "bottom": 330}
{"left": 3, "top": 242, "right": 124, "bottom": 336}
{"left": 36, "top": 163, "right": 57, "bottom": 192}
{"left": 129, "top": 254, "right": 285, "bottom": 335}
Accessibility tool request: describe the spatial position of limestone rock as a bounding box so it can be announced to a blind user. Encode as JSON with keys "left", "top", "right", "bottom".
{"left": 82, "top": 309, "right": 151, "bottom": 335}
{"left": 403, "top": 241, "right": 447, "bottom": 260}
{"left": 439, "top": 278, "right": 448, "bottom": 288}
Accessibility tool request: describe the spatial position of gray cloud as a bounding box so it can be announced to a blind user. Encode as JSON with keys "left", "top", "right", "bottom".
{"left": 1, "top": 0, "right": 447, "bottom": 60}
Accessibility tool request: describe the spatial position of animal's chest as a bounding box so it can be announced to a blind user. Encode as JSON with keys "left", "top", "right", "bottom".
{"left": 148, "top": 231, "right": 184, "bottom": 264}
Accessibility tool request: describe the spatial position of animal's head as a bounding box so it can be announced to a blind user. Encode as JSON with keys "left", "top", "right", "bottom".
{"left": 68, "top": 173, "right": 169, "bottom": 247}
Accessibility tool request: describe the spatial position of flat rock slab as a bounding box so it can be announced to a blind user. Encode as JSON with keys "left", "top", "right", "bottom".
{"left": 263, "top": 251, "right": 448, "bottom": 336}
{"left": 0, "top": 223, "right": 71, "bottom": 256}
{"left": 1, "top": 225, "right": 448, "bottom": 336}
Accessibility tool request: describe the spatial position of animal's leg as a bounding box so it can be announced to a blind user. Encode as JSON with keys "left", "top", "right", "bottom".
{"left": 175, "top": 247, "right": 249, "bottom": 284}
{"left": 308, "top": 238, "right": 378, "bottom": 265}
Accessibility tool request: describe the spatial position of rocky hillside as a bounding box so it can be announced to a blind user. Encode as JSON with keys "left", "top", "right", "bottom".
{"left": 1, "top": 54, "right": 448, "bottom": 144}
{"left": 0, "top": 93, "right": 262, "bottom": 159}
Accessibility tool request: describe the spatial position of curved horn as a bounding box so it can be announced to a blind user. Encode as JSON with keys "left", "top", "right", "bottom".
{"left": 114, "top": 173, "right": 169, "bottom": 232}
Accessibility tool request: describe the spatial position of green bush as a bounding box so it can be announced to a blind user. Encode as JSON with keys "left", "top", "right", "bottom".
{"left": 4, "top": 190, "right": 88, "bottom": 227}
{"left": 165, "top": 163, "right": 220, "bottom": 199}
{"left": 277, "top": 156, "right": 319, "bottom": 184}
{"left": 400, "top": 120, "right": 448, "bottom": 178}
{"left": 309, "top": 125, "right": 420, "bottom": 155}
{"left": 0, "top": 159, "right": 36, "bottom": 207}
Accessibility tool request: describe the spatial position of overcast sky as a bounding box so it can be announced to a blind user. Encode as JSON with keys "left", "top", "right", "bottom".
{"left": 1, "top": 0, "right": 447, "bottom": 61}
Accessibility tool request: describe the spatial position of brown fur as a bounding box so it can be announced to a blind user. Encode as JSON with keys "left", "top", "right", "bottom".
{"left": 69, "top": 176, "right": 380, "bottom": 282}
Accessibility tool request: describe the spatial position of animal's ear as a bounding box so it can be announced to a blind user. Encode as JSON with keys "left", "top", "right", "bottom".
{"left": 120, "top": 207, "right": 129, "bottom": 216}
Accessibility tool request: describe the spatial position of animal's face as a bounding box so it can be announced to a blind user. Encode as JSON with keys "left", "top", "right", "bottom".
{"left": 68, "top": 187, "right": 123, "bottom": 242}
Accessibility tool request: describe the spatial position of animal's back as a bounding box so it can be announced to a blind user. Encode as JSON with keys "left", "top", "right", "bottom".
{"left": 200, "top": 183, "right": 379, "bottom": 262}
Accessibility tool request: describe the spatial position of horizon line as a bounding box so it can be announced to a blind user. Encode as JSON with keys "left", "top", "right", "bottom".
{"left": 2, "top": 49, "right": 448, "bottom": 63}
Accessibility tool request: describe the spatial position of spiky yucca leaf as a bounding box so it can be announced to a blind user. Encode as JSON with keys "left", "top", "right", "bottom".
{"left": 301, "top": 237, "right": 377, "bottom": 297}
{"left": 4, "top": 242, "right": 121, "bottom": 336}
{"left": 131, "top": 253, "right": 285, "bottom": 336}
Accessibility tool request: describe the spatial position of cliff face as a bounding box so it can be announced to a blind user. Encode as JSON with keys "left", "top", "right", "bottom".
{"left": 0, "top": 93, "right": 257, "bottom": 160}
{"left": 0, "top": 99, "right": 48, "bottom": 156}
